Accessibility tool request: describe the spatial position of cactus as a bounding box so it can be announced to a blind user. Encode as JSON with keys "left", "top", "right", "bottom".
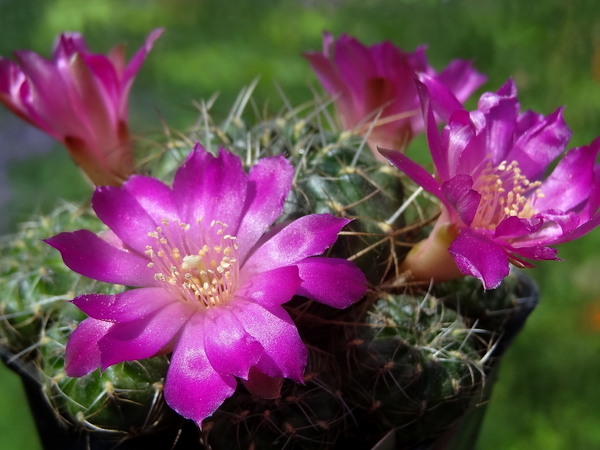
{"left": 0, "top": 86, "right": 536, "bottom": 449}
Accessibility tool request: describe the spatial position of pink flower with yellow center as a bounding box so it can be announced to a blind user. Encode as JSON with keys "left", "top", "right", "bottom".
{"left": 45, "top": 143, "right": 367, "bottom": 425}
{"left": 381, "top": 78, "right": 600, "bottom": 289}
{"left": 304, "top": 32, "right": 486, "bottom": 160}
{"left": 0, "top": 29, "right": 162, "bottom": 186}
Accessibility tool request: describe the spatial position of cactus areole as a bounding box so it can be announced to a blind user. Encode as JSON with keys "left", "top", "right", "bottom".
{"left": 45, "top": 143, "right": 367, "bottom": 426}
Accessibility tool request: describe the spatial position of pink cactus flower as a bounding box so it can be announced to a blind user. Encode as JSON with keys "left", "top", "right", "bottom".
{"left": 381, "top": 78, "right": 600, "bottom": 289}
{"left": 304, "top": 32, "right": 486, "bottom": 160}
{"left": 0, "top": 29, "right": 163, "bottom": 186}
{"left": 45, "top": 144, "right": 367, "bottom": 426}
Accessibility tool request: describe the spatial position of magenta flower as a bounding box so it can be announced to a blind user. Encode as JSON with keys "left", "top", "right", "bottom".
{"left": 0, "top": 29, "right": 163, "bottom": 186}
{"left": 45, "top": 144, "right": 367, "bottom": 426}
{"left": 381, "top": 78, "right": 600, "bottom": 289}
{"left": 304, "top": 32, "right": 486, "bottom": 160}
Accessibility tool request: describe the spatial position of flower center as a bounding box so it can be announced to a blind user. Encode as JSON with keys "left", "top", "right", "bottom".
{"left": 145, "top": 218, "right": 239, "bottom": 309}
{"left": 471, "top": 160, "right": 544, "bottom": 230}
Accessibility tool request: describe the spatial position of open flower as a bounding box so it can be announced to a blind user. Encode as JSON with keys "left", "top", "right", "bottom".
{"left": 304, "top": 32, "right": 486, "bottom": 160}
{"left": 0, "top": 29, "right": 163, "bottom": 186}
{"left": 45, "top": 143, "right": 367, "bottom": 426}
{"left": 381, "top": 78, "right": 600, "bottom": 289}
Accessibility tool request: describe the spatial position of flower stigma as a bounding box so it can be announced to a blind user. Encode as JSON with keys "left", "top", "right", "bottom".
{"left": 145, "top": 218, "right": 239, "bottom": 308}
{"left": 471, "top": 159, "right": 544, "bottom": 230}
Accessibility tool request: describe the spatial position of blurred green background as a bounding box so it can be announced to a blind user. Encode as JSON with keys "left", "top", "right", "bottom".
{"left": 2, "top": 0, "right": 600, "bottom": 448}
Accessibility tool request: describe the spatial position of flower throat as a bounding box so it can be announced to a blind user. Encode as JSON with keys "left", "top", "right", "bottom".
{"left": 471, "top": 160, "right": 544, "bottom": 230}
{"left": 145, "top": 218, "right": 239, "bottom": 308}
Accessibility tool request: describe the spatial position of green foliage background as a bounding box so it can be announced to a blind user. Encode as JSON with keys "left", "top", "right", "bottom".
{"left": 1, "top": 0, "right": 600, "bottom": 448}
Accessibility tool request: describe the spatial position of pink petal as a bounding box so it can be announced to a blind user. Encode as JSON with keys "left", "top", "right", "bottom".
{"left": 203, "top": 307, "right": 263, "bottom": 378}
{"left": 71, "top": 287, "right": 175, "bottom": 323}
{"left": 14, "top": 50, "right": 85, "bottom": 138}
{"left": 480, "top": 92, "right": 520, "bottom": 166}
{"left": 303, "top": 51, "right": 345, "bottom": 97}
{"left": 164, "top": 315, "right": 237, "bottom": 426}
{"left": 505, "top": 243, "right": 559, "bottom": 262}
{"left": 242, "top": 214, "right": 350, "bottom": 277}
{"left": 53, "top": 33, "right": 89, "bottom": 60}
{"left": 304, "top": 50, "right": 359, "bottom": 128}
{"left": 172, "top": 144, "right": 247, "bottom": 230}
{"left": 551, "top": 213, "right": 600, "bottom": 245}
{"left": 237, "top": 265, "right": 302, "bottom": 309}
{"left": 44, "top": 230, "right": 155, "bottom": 287}
{"left": 534, "top": 140, "right": 600, "bottom": 212}
{"left": 334, "top": 35, "right": 377, "bottom": 105}
{"left": 448, "top": 228, "right": 509, "bottom": 290}
{"left": 235, "top": 155, "right": 293, "bottom": 261}
{"left": 0, "top": 57, "right": 38, "bottom": 126}
{"left": 416, "top": 80, "right": 450, "bottom": 180}
{"left": 494, "top": 216, "right": 543, "bottom": 240}
{"left": 80, "top": 54, "right": 121, "bottom": 113}
{"left": 92, "top": 185, "right": 159, "bottom": 254}
{"left": 379, "top": 148, "right": 447, "bottom": 206}
{"left": 529, "top": 210, "right": 581, "bottom": 239}
{"left": 232, "top": 300, "right": 306, "bottom": 382}
{"left": 509, "top": 108, "right": 572, "bottom": 180}
{"left": 241, "top": 367, "right": 283, "bottom": 399}
{"left": 65, "top": 318, "right": 112, "bottom": 377}
{"left": 98, "top": 301, "right": 194, "bottom": 369}
{"left": 442, "top": 174, "right": 481, "bottom": 227}
{"left": 65, "top": 53, "right": 115, "bottom": 148}
{"left": 122, "top": 175, "right": 179, "bottom": 224}
{"left": 418, "top": 73, "right": 463, "bottom": 123}
{"left": 294, "top": 257, "right": 367, "bottom": 308}
{"left": 442, "top": 109, "right": 477, "bottom": 176}
{"left": 478, "top": 79, "right": 517, "bottom": 112}
{"left": 435, "top": 59, "right": 487, "bottom": 104}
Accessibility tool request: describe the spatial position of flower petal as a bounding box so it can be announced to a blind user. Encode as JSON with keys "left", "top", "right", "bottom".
{"left": 72, "top": 287, "right": 175, "bottom": 323}
{"left": 173, "top": 144, "right": 247, "bottom": 230}
{"left": 418, "top": 73, "right": 464, "bottom": 123}
{"left": 494, "top": 216, "right": 543, "bottom": 240}
{"left": 237, "top": 265, "right": 302, "bottom": 309}
{"left": 509, "top": 108, "right": 572, "bottom": 180}
{"left": 294, "top": 257, "right": 367, "bottom": 308}
{"left": 235, "top": 155, "right": 293, "bottom": 261}
{"left": 551, "top": 213, "right": 600, "bottom": 245}
{"left": 123, "top": 175, "right": 179, "bottom": 224}
{"left": 164, "top": 315, "right": 237, "bottom": 426}
{"left": 448, "top": 228, "right": 509, "bottom": 290}
{"left": 232, "top": 300, "right": 306, "bottom": 382}
{"left": 534, "top": 140, "right": 600, "bottom": 212}
{"left": 334, "top": 35, "right": 377, "bottom": 105}
{"left": 242, "top": 214, "right": 350, "bottom": 276}
{"left": 436, "top": 59, "right": 487, "bottom": 104}
{"left": 98, "top": 301, "right": 193, "bottom": 369}
{"left": 505, "top": 243, "right": 559, "bottom": 262}
{"left": 442, "top": 174, "right": 481, "bottom": 227}
{"left": 92, "top": 185, "right": 159, "bottom": 254}
{"left": 203, "top": 307, "right": 263, "bottom": 379}
{"left": 65, "top": 318, "right": 112, "bottom": 377}
{"left": 44, "top": 230, "right": 155, "bottom": 286}
{"left": 14, "top": 50, "right": 85, "bottom": 138}
{"left": 416, "top": 80, "right": 450, "bottom": 180}
{"left": 380, "top": 148, "right": 447, "bottom": 206}
{"left": 241, "top": 367, "right": 283, "bottom": 399}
